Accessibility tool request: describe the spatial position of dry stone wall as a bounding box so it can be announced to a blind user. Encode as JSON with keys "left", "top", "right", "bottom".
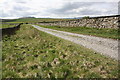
{"left": 1, "top": 23, "right": 23, "bottom": 36}
{"left": 37, "top": 15, "right": 120, "bottom": 29}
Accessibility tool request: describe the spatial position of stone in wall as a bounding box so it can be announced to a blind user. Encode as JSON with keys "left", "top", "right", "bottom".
{"left": 37, "top": 15, "right": 119, "bottom": 29}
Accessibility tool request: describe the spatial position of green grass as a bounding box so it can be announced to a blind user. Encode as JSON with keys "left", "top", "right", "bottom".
{"left": 2, "top": 24, "right": 119, "bottom": 78}
{"left": 37, "top": 25, "right": 119, "bottom": 39}
{"left": 3, "top": 18, "right": 75, "bottom": 24}
{"left": 0, "top": 24, "right": 15, "bottom": 28}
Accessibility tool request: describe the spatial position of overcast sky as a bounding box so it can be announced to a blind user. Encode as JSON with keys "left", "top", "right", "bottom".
{"left": 0, "top": 0, "right": 119, "bottom": 19}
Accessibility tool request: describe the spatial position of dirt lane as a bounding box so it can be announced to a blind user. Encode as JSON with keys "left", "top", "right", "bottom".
{"left": 32, "top": 25, "right": 118, "bottom": 60}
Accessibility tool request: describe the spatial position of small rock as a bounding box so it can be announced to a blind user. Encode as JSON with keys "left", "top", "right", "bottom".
{"left": 34, "top": 54, "right": 38, "bottom": 57}
{"left": 94, "top": 52, "right": 97, "bottom": 54}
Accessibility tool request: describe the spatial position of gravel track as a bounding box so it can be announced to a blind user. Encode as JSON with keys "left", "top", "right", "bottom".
{"left": 32, "top": 25, "right": 118, "bottom": 60}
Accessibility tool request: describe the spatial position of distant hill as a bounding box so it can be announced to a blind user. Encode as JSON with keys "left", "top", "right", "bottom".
{"left": 19, "top": 17, "right": 36, "bottom": 19}
{"left": 1, "top": 19, "right": 17, "bottom": 22}
{"left": 1, "top": 17, "right": 75, "bottom": 23}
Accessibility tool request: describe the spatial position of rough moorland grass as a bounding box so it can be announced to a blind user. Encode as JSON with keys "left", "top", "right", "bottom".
{"left": 38, "top": 25, "right": 119, "bottom": 39}
{"left": 2, "top": 24, "right": 119, "bottom": 78}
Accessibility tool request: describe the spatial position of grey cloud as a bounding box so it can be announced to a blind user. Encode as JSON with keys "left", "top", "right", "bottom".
{"left": 1, "top": 11, "right": 12, "bottom": 17}
{"left": 1, "top": 1, "right": 118, "bottom": 19}
{"left": 12, "top": 3, "right": 40, "bottom": 17}
{"left": 1, "top": 6, "right": 38, "bottom": 18}
{"left": 48, "top": 2, "right": 117, "bottom": 16}
{"left": 79, "top": 8, "right": 117, "bottom": 15}
{"left": 9, "top": 10, "right": 38, "bottom": 17}
{"left": 80, "top": 9, "right": 102, "bottom": 15}
{"left": 14, "top": 0, "right": 28, "bottom": 4}
{"left": 118, "top": 1, "right": 120, "bottom": 15}
{"left": 49, "top": 2, "right": 93, "bottom": 14}
{"left": 13, "top": 6, "right": 30, "bottom": 11}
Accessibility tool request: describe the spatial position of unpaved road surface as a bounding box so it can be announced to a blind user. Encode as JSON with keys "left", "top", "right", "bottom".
{"left": 32, "top": 25, "right": 118, "bottom": 60}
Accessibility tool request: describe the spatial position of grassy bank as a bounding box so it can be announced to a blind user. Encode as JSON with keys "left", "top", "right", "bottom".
{"left": 2, "top": 24, "right": 119, "bottom": 78}
{"left": 37, "top": 25, "right": 119, "bottom": 39}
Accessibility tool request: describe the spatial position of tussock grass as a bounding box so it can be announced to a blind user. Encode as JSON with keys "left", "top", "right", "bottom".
{"left": 2, "top": 24, "right": 119, "bottom": 78}
{"left": 38, "top": 25, "right": 119, "bottom": 39}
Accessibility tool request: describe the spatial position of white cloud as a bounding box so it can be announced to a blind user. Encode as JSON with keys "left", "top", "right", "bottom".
{"left": 0, "top": 0, "right": 119, "bottom": 19}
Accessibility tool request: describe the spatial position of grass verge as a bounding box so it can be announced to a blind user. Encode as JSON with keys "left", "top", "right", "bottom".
{"left": 2, "top": 24, "right": 119, "bottom": 78}
{"left": 37, "top": 25, "right": 119, "bottom": 39}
